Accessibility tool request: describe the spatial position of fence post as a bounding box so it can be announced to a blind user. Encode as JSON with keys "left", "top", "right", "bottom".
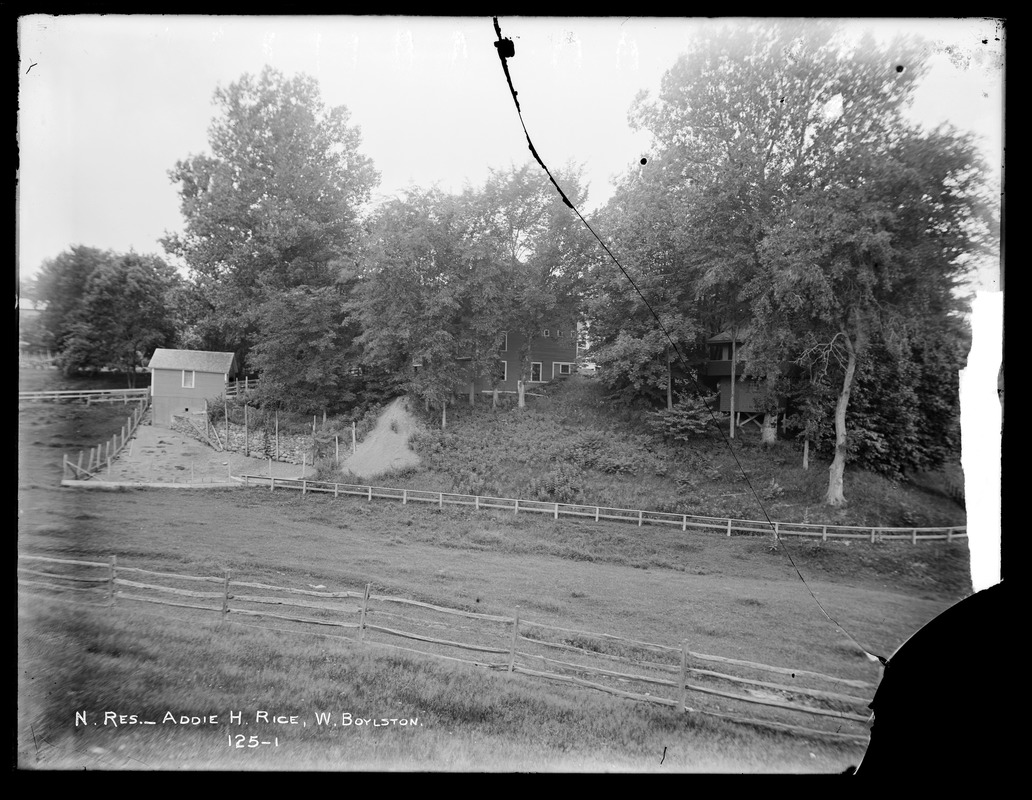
{"left": 439, "top": 492, "right": 443, "bottom": 509}
{"left": 508, "top": 616, "right": 520, "bottom": 673}
{"left": 368, "top": 486, "right": 372, "bottom": 502}
{"left": 108, "top": 556, "right": 117, "bottom": 606}
{"left": 822, "top": 525, "right": 828, "bottom": 543}
{"left": 334, "top": 482, "right": 339, "bottom": 499}
{"left": 638, "top": 510, "right": 643, "bottom": 527}
{"left": 302, "top": 480, "right": 307, "bottom": 495}
{"left": 221, "top": 571, "right": 230, "bottom": 623}
{"left": 682, "top": 515, "right": 687, "bottom": 532}
{"left": 62, "top": 454, "right": 68, "bottom": 481}
{"left": 514, "top": 499, "right": 519, "bottom": 515}
{"left": 335, "top": 435, "right": 339, "bottom": 465}
{"left": 275, "top": 410, "right": 279, "bottom": 462}
{"left": 475, "top": 496, "right": 480, "bottom": 511}
{"left": 726, "top": 519, "right": 732, "bottom": 537}
{"left": 912, "top": 528, "right": 918, "bottom": 545}
{"left": 595, "top": 507, "right": 600, "bottom": 522}
{"left": 554, "top": 503, "right": 559, "bottom": 520}
{"left": 871, "top": 527, "right": 876, "bottom": 544}
{"left": 359, "top": 583, "right": 371, "bottom": 642}
{"left": 947, "top": 528, "right": 953, "bottom": 543}
{"left": 680, "top": 640, "right": 689, "bottom": 712}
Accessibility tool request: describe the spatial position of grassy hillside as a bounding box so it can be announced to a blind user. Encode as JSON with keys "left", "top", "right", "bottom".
{"left": 364, "top": 376, "right": 965, "bottom": 530}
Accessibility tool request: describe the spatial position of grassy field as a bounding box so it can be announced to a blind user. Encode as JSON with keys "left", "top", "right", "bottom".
{"left": 18, "top": 369, "right": 973, "bottom": 772}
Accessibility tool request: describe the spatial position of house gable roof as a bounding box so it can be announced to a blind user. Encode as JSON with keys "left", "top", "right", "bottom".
{"left": 707, "top": 328, "right": 751, "bottom": 345}
{"left": 148, "top": 348, "right": 236, "bottom": 374}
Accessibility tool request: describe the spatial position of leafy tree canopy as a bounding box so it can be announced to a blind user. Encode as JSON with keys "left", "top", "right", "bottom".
{"left": 163, "top": 66, "right": 379, "bottom": 361}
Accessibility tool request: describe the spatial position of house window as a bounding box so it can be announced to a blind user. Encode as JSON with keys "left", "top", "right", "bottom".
{"left": 499, "top": 332, "right": 508, "bottom": 352}
{"left": 182, "top": 370, "right": 195, "bottom": 388}
{"left": 555, "top": 362, "right": 573, "bottom": 377}
{"left": 496, "top": 361, "right": 507, "bottom": 383}
{"left": 556, "top": 330, "right": 563, "bottom": 337}
{"left": 531, "top": 362, "right": 542, "bottom": 382}
{"left": 543, "top": 329, "right": 550, "bottom": 337}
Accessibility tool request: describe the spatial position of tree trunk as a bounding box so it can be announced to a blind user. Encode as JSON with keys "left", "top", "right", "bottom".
{"left": 761, "top": 412, "right": 777, "bottom": 446}
{"left": 802, "top": 436, "right": 809, "bottom": 471}
{"left": 517, "top": 380, "right": 526, "bottom": 409}
{"left": 469, "top": 381, "right": 475, "bottom": 407}
{"left": 441, "top": 401, "right": 447, "bottom": 430}
{"left": 492, "top": 388, "right": 499, "bottom": 410}
{"left": 826, "top": 334, "right": 859, "bottom": 506}
{"left": 729, "top": 335, "right": 737, "bottom": 440}
{"left": 666, "top": 346, "right": 673, "bottom": 411}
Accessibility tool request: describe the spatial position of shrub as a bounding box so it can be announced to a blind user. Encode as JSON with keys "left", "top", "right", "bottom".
{"left": 526, "top": 463, "right": 584, "bottom": 504}
{"left": 645, "top": 394, "right": 717, "bottom": 445}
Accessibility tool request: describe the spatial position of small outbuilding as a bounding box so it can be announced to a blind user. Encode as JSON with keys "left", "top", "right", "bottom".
{"left": 147, "top": 348, "right": 237, "bottom": 427}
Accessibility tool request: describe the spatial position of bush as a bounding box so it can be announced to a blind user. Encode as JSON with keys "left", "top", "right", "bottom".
{"left": 526, "top": 463, "right": 584, "bottom": 504}
{"left": 645, "top": 394, "right": 717, "bottom": 445}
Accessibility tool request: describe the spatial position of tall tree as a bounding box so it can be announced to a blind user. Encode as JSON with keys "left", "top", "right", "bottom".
{"left": 60, "top": 253, "right": 182, "bottom": 386}
{"left": 163, "top": 66, "right": 378, "bottom": 366}
{"left": 477, "top": 163, "right": 591, "bottom": 407}
{"left": 628, "top": 21, "right": 993, "bottom": 505}
{"left": 584, "top": 164, "right": 702, "bottom": 408}
{"left": 32, "top": 245, "right": 114, "bottom": 353}
{"left": 355, "top": 188, "right": 504, "bottom": 426}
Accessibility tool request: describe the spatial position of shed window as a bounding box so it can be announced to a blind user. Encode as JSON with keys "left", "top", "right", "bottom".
{"left": 182, "top": 370, "right": 195, "bottom": 388}
{"left": 542, "top": 329, "right": 551, "bottom": 337}
{"left": 499, "top": 332, "right": 508, "bottom": 352}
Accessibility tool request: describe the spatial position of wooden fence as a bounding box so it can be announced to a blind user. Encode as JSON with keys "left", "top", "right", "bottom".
{"left": 225, "top": 378, "right": 259, "bottom": 397}
{"left": 236, "top": 474, "right": 967, "bottom": 543}
{"left": 17, "top": 554, "right": 877, "bottom": 743}
{"left": 61, "top": 399, "right": 150, "bottom": 481}
{"left": 19, "top": 388, "right": 150, "bottom": 404}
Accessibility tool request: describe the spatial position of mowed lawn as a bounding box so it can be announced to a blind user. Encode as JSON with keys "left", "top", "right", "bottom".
{"left": 17, "top": 381, "right": 973, "bottom": 772}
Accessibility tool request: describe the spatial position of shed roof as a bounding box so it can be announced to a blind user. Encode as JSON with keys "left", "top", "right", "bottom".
{"left": 707, "top": 328, "right": 751, "bottom": 344}
{"left": 148, "top": 348, "right": 236, "bottom": 374}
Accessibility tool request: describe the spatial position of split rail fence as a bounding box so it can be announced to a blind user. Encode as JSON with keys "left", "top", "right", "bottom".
{"left": 60, "top": 398, "right": 150, "bottom": 481}
{"left": 237, "top": 473, "right": 967, "bottom": 544}
{"left": 19, "top": 388, "right": 150, "bottom": 404}
{"left": 18, "top": 554, "right": 877, "bottom": 743}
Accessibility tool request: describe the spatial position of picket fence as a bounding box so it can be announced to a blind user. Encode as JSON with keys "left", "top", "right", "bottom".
{"left": 61, "top": 399, "right": 150, "bottom": 480}
{"left": 237, "top": 473, "right": 967, "bottom": 544}
{"left": 18, "top": 554, "right": 877, "bottom": 743}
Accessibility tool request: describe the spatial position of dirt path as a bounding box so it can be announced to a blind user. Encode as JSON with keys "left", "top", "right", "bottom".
{"left": 338, "top": 396, "right": 422, "bottom": 480}
{"left": 93, "top": 414, "right": 315, "bottom": 485}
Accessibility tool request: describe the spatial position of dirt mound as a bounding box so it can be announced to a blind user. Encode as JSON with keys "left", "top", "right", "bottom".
{"left": 340, "top": 397, "right": 422, "bottom": 480}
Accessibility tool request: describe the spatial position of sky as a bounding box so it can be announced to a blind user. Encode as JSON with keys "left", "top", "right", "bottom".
{"left": 17, "top": 15, "right": 1004, "bottom": 290}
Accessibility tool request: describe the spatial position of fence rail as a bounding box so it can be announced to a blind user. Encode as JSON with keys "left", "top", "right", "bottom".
{"left": 236, "top": 474, "right": 967, "bottom": 543}
{"left": 19, "top": 388, "right": 150, "bottom": 404}
{"left": 62, "top": 399, "right": 150, "bottom": 481}
{"left": 18, "top": 554, "right": 878, "bottom": 743}
{"left": 225, "top": 378, "right": 259, "bottom": 397}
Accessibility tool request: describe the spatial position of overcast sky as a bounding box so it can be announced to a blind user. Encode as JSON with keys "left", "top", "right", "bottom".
{"left": 17, "top": 15, "right": 1004, "bottom": 290}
